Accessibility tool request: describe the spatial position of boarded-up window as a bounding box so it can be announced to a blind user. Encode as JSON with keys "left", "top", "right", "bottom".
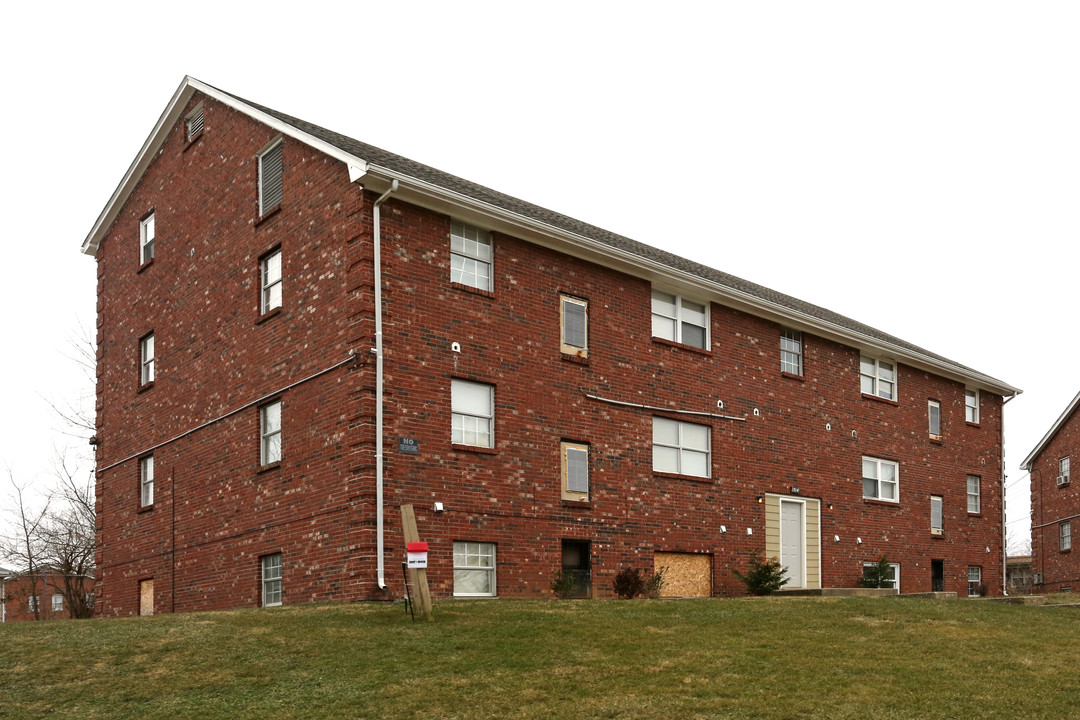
{"left": 139, "top": 579, "right": 154, "bottom": 616}
{"left": 654, "top": 552, "right": 711, "bottom": 598}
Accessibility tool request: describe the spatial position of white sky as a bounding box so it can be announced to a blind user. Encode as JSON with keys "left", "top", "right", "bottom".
{"left": 3, "top": 2, "right": 1078, "bottom": 554}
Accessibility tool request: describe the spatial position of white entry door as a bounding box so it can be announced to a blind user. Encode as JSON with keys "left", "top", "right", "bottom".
{"left": 780, "top": 500, "right": 805, "bottom": 588}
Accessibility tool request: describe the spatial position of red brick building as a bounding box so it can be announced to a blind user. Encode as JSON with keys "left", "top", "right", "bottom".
{"left": 82, "top": 77, "right": 1020, "bottom": 616}
{"left": 1022, "top": 390, "right": 1080, "bottom": 593}
{"left": 1, "top": 568, "right": 94, "bottom": 622}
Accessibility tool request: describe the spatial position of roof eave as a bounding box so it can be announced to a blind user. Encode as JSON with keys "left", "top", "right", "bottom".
{"left": 1020, "top": 389, "right": 1080, "bottom": 470}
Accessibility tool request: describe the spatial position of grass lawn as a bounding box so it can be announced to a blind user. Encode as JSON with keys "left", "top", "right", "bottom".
{"left": 2, "top": 596, "right": 1078, "bottom": 719}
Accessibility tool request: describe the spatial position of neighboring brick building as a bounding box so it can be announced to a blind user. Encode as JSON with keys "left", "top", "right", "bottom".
{"left": 1022, "top": 390, "right": 1080, "bottom": 593}
{"left": 1, "top": 568, "right": 94, "bottom": 622}
{"left": 82, "top": 77, "right": 1020, "bottom": 616}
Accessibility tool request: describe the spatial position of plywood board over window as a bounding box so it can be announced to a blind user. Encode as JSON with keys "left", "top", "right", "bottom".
{"left": 654, "top": 552, "right": 712, "bottom": 597}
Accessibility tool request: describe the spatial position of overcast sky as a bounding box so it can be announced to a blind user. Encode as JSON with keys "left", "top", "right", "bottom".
{"left": 3, "top": 2, "right": 1078, "bottom": 553}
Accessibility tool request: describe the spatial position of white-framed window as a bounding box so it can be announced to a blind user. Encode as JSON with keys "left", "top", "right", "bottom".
{"left": 1059, "top": 457, "right": 1071, "bottom": 486}
{"left": 261, "top": 248, "right": 283, "bottom": 314}
{"left": 185, "top": 102, "right": 204, "bottom": 141}
{"left": 860, "top": 356, "right": 896, "bottom": 401}
{"left": 260, "top": 401, "right": 282, "bottom": 466}
{"left": 1062, "top": 521, "right": 1072, "bottom": 552}
{"left": 967, "top": 475, "right": 981, "bottom": 514}
{"left": 451, "top": 379, "right": 494, "bottom": 448}
{"left": 861, "top": 456, "right": 898, "bottom": 502}
{"left": 51, "top": 594, "right": 63, "bottom": 612}
{"left": 651, "top": 290, "right": 708, "bottom": 349}
{"left": 140, "top": 212, "right": 155, "bottom": 264}
{"left": 560, "top": 295, "right": 588, "bottom": 358}
{"left": 28, "top": 596, "right": 39, "bottom": 612}
{"left": 140, "top": 333, "right": 155, "bottom": 385}
{"left": 450, "top": 221, "right": 493, "bottom": 291}
{"left": 965, "top": 389, "right": 979, "bottom": 424}
{"left": 653, "top": 417, "right": 711, "bottom": 478}
{"left": 862, "top": 561, "right": 900, "bottom": 590}
{"left": 140, "top": 455, "right": 154, "bottom": 507}
{"left": 258, "top": 138, "right": 284, "bottom": 215}
{"left": 968, "top": 566, "right": 983, "bottom": 596}
{"left": 931, "top": 495, "right": 943, "bottom": 534}
{"left": 261, "top": 553, "right": 282, "bottom": 607}
{"left": 928, "top": 400, "right": 941, "bottom": 439}
{"left": 780, "top": 328, "right": 802, "bottom": 375}
{"left": 561, "top": 442, "right": 589, "bottom": 501}
{"left": 453, "top": 541, "right": 496, "bottom": 597}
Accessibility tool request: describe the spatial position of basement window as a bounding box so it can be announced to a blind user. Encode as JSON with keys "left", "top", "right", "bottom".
{"left": 261, "top": 553, "right": 283, "bottom": 607}
{"left": 453, "top": 541, "right": 496, "bottom": 597}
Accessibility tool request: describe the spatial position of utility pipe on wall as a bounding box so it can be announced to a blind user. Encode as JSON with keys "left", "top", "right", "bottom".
{"left": 372, "top": 179, "right": 398, "bottom": 590}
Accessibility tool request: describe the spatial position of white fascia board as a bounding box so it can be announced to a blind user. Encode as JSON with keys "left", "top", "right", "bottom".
{"left": 361, "top": 162, "right": 1021, "bottom": 398}
{"left": 82, "top": 76, "right": 370, "bottom": 256}
{"left": 1020, "top": 389, "right": 1080, "bottom": 470}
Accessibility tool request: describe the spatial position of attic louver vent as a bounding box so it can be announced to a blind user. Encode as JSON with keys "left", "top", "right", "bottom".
{"left": 185, "top": 104, "right": 204, "bottom": 141}
{"left": 258, "top": 140, "right": 284, "bottom": 215}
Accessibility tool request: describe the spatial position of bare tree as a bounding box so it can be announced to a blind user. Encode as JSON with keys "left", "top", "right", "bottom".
{"left": 2, "top": 471, "right": 51, "bottom": 620}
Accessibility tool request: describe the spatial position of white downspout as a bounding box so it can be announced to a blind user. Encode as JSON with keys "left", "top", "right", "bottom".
{"left": 372, "top": 179, "right": 398, "bottom": 590}
{"left": 1001, "top": 393, "right": 1016, "bottom": 596}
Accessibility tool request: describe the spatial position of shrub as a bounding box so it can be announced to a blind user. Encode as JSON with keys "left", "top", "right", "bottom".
{"left": 733, "top": 550, "right": 789, "bottom": 595}
{"left": 644, "top": 566, "right": 667, "bottom": 599}
{"left": 613, "top": 567, "right": 646, "bottom": 599}
{"left": 859, "top": 556, "right": 893, "bottom": 589}
{"left": 550, "top": 569, "right": 578, "bottom": 599}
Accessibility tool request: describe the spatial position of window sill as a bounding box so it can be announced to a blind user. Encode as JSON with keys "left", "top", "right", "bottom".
{"left": 137, "top": 381, "right": 155, "bottom": 394}
{"left": 862, "top": 498, "right": 900, "bottom": 507}
{"left": 1060, "top": 548, "right": 1072, "bottom": 554}
{"left": 652, "top": 337, "right": 711, "bottom": 356}
{"left": 256, "top": 307, "right": 284, "bottom": 325}
{"left": 255, "top": 204, "right": 282, "bottom": 226}
{"left": 137, "top": 258, "right": 154, "bottom": 274}
{"left": 654, "top": 471, "right": 713, "bottom": 484}
{"left": 781, "top": 371, "right": 805, "bottom": 382}
{"left": 257, "top": 461, "right": 282, "bottom": 474}
{"left": 965, "top": 421, "right": 981, "bottom": 429}
{"left": 929, "top": 436, "right": 944, "bottom": 445}
{"left": 452, "top": 443, "right": 497, "bottom": 455}
{"left": 451, "top": 281, "right": 495, "bottom": 299}
{"left": 562, "top": 499, "right": 591, "bottom": 508}
{"left": 138, "top": 504, "right": 154, "bottom": 514}
{"left": 560, "top": 352, "right": 589, "bottom": 366}
{"left": 1058, "top": 480, "right": 1071, "bottom": 488}
{"left": 930, "top": 531, "right": 945, "bottom": 539}
{"left": 861, "top": 393, "right": 899, "bottom": 406}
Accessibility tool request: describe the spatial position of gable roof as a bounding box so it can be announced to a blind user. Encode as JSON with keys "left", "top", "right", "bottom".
{"left": 1021, "top": 389, "right": 1080, "bottom": 470}
{"left": 82, "top": 76, "right": 1021, "bottom": 398}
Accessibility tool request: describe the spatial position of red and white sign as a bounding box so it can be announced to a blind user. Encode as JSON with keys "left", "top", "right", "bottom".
{"left": 406, "top": 542, "right": 429, "bottom": 569}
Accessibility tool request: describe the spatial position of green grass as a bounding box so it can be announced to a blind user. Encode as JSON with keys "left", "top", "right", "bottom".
{"left": 2, "top": 596, "right": 1078, "bottom": 719}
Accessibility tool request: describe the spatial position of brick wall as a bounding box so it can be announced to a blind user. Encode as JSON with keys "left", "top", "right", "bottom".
{"left": 1029, "top": 407, "right": 1080, "bottom": 593}
{"left": 93, "top": 91, "right": 1006, "bottom": 615}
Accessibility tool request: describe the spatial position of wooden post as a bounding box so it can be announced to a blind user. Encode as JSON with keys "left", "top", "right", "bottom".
{"left": 400, "top": 504, "right": 434, "bottom": 621}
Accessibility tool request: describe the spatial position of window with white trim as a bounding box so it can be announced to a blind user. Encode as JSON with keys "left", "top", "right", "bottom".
{"left": 968, "top": 566, "right": 983, "bottom": 596}
{"left": 1062, "top": 521, "right": 1072, "bottom": 552}
{"left": 780, "top": 328, "right": 802, "bottom": 375}
{"left": 450, "top": 221, "right": 492, "bottom": 291}
{"left": 140, "top": 333, "right": 155, "bottom": 385}
{"left": 261, "top": 248, "right": 282, "bottom": 314}
{"left": 261, "top": 553, "right": 282, "bottom": 607}
{"left": 860, "top": 356, "right": 896, "bottom": 400}
{"left": 453, "top": 541, "right": 496, "bottom": 597}
{"left": 861, "top": 456, "right": 898, "bottom": 502}
{"left": 1059, "top": 457, "right": 1071, "bottom": 486}
{"left": 261, "top": 401, "right": 282, "bottom": 466}
{"left": 140, "top": 455, "right": 154, "bottom": 507}
{"left": 451, "top": 379, "right": 494, "bottom": 448}
{"left": 28, "top": 596, "right": 39, "bottom": 612}
{"left": 560, "top": 295, "right": 588, "bottom": 358}
{"left": 561, "top": 442, "right": 589, "bottom": 501}
{"left": 51, "top": 594, "right": 63, "bottom": 612}
{"left": 965, "top": 389, "right": 979, "bottom": 423}
{"left": 862, "top": 561, "right": 900, "bottom": 590}
{"left": 967, "top": 475, "right": 981, "bottom": 514}
{"left": 928, "top": 400, "right": 941, "bottom": 439}
{"left": 651, "top": 290, "right": 708, "bottom": 349}
{"left": 185, "top": 102, "right": 204, "bottom": 142}
{"left": 653, "top": 417, "right": 711, "bottom": 478}
{"left": 931, "top": 495, "right": 943, "bottom": 534}
{"left": 258, "top": 139, "right": 283, "bottom": 215}
{"left": 140, "top": 212, "right": 155, "bottom": 264}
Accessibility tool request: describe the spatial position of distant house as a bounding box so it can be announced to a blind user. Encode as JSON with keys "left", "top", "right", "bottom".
{"left": 0, "top": 567, "right": 95, "bottom": 622}
{"left": 1022, "top": 390, "right": 1080, "bottom": 593}
{"left": 83, "top": 77, "right": 1020, "bottom": 616}
{"left": 1006, "top": 555, "right": 1033, "bottom": 595}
